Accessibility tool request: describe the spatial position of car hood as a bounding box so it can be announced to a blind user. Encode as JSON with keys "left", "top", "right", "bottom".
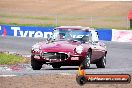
{"left": 39, "top": 40, "right": 81, "bottom": 52}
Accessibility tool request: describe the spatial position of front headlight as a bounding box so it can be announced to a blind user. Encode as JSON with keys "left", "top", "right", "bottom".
{"left": 75, "top": 45, "right": 83, "bottom": 54}
{"left": 32, "top": 43, "right": 40, "bottom": 51}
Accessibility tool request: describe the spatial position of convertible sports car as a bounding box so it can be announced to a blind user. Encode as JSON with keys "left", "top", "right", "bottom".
{"left": 31, "top": 26, "right": 107, "bottom": 70}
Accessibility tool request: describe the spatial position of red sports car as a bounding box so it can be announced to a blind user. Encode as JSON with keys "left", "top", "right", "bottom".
{"left": 31, "top": 26, "right": 107, "bottom": 70}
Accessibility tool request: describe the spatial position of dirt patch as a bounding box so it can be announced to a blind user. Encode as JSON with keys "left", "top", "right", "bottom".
{"left": 0, "top": 0, "right": 132, "bottom": 16}
{"left": 0, "top": 0, "right": 132, "bottom": 29}
{"left": 0, "top": 74, "right": 131, "bottom": 88}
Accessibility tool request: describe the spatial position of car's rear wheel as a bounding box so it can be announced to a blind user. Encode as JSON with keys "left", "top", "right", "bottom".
{"left": 96, "top": 55, "right": 106, "bottom": 68}
{"left": 81, "top": 52, "right": 91, "bottom": 69}
{"left": 31, "top": 56, "right": 43, "bottom": 70}
{"left": 52, "top": 64, "right": 61, "bottom": 69}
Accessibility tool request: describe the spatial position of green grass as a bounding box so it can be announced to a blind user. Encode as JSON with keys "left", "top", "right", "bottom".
{"left": 0, "top": 14, "right": 84, "bottom": 21}
{"left": 0, "top": 14, "right": 55, "bottom": 21}
{"left": 0, "top": 21, "right": 57, "bottom": 27}
{"left": 0, "top": 14, "right": 131, "bottom": 30}
{"left": 0, "top": 20, "right": 131, "bottom": 30}
{"left": 0, "top": 53, "right": 29, "bottom": 65}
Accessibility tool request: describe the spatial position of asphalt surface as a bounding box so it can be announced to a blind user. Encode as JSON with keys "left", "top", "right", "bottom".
{"left": 0, "top": 36, "right": 132, "bottom": 76}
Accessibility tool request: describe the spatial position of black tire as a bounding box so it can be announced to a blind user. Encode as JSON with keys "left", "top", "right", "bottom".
{"left": 31, "top": 56, "right": 42, "bottom": 70}
{"left": 76, "top": 76, "right": 87, "bottom": 85}
{"left": 81, "top": 52, "right": 91, "bottom": 69}
{"left": 96, "top": 55, "right": 106, "bottom": 68}
{"left": 52, "top": 64, "right": 61, "bottom": 69}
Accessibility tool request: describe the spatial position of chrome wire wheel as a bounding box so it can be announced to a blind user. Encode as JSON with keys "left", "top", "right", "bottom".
{"left": 102, "top": 56, "right": 106, "bottom": 66}
{"left": 85, "top": 53, "right": 91, "bottom": 68}
{"left": 81, "top": 52, "right": 91, "bottom": 69}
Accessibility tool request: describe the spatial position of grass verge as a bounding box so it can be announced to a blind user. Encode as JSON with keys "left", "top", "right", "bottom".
{"left": 0, "top": 53, "right": 30, "bottom": 65}
{"left": 0, "top": 21, "right": 57, "bottom": 27}
{"left": 0, "top": 14, "right": 131, "bottom": 30}
{"left": 0, "top": 21, "right": 131, "bottom": 30}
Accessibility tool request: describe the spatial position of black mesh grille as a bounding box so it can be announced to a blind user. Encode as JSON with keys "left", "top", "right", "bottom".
{"left": 41, "top": 52, "right": 68, "bottom": 60}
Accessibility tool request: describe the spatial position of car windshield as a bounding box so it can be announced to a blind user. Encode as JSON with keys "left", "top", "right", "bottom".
{"left": 52, "top": 28, "right": 91, "bottom": 42}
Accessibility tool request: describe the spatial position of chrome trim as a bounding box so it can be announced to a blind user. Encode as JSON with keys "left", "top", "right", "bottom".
{"left": 41, "top": 52, "right": 69, "bottom": 60}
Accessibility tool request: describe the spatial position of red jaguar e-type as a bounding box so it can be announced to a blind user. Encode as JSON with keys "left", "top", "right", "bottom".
{"left": 31, "top": 26, "right": 107, "bottom": 70}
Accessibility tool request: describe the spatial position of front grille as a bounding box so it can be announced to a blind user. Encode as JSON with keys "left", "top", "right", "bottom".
{"left": 41, "top": 52, "right": 68, "bottom": 60}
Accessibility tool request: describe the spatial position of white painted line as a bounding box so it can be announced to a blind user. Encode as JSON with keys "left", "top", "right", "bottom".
{"left": 59, "top": 73, "right": 72, "bottom": 75}
{"left": 0, "top": 75, "right": 16, "bottom": 77}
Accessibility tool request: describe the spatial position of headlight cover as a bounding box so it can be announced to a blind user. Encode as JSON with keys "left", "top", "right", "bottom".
{"left": 75, "top": 45, "right": 83, "bottom": 54}
{"left": 32, "top": 43, "right": 41, "bottom": 51}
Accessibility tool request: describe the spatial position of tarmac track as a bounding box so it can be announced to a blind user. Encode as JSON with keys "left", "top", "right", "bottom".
{"left": 0, "top": 36, "right": 132, "bottom": 76}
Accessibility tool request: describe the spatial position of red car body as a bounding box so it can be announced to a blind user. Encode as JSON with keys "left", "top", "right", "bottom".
{"left": 31, "top": 26, "right": 107, "bottom": 70}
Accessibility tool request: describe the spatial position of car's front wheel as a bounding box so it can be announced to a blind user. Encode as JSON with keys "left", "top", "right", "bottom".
{"left": 81, "top": 52, "right": 91, "bottom": 69}
{"left": 31, "top": 56, "right": 43, "bottom": 70}
{"left": 96, "top": 55, "right": 106, "bottom": 68}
